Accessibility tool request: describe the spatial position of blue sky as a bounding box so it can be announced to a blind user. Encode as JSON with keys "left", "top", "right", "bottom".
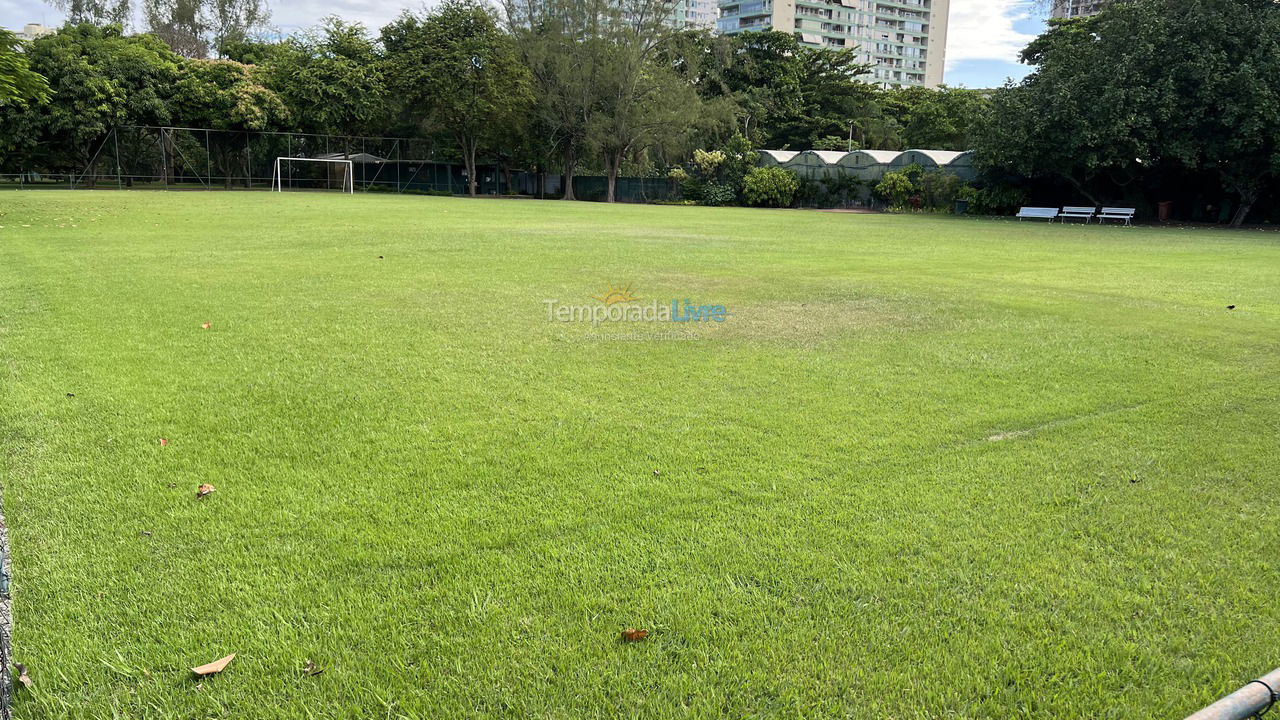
{"left": 1, "top": 0, "right": 1045, "bottom": 88}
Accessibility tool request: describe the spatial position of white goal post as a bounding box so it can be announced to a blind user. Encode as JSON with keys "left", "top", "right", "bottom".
{"left": 271, "top": 157, "right": 355, "bottom": 194}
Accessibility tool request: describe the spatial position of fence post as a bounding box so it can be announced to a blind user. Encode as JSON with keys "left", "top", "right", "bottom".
{"left": 113, "top": 128, "right": 122, "bottom": 189}
{"left": 205, "top": 130, "right": 211, "bottom": 190}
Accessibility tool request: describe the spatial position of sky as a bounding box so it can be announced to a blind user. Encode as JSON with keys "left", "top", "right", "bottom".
{"left": 1, "top": 0, "right": 1042, "bottom": 87}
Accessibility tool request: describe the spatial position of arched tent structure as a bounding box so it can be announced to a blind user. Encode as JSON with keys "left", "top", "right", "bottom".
{"left": 757, "top": 150, "right": 798, "bottom": 167}
{"left": 945, "top": 150, "right": 978, "bottom": 181}
{"left": 834, "top": 150, "right": 902, "bottom": 181}
{"left": 785, "top": 150, "right": 848, "bottom": 180}
{"left": 889, "top": 149, "right": 966, "bottom": 172}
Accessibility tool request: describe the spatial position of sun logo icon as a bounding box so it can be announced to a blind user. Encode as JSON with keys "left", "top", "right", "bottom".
{"left": 592, "top": 283, "right": 640, "bottom": 305}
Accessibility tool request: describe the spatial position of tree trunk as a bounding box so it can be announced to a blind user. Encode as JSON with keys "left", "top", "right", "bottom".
{"left": 465, "top": 142, "right": 478, "bottom": 197}
{"left": 605, "top": 151, "right": 621, "bottom": 203}
{"left": 562, "top": 145, "right": 576, "bottom": 201}
{"left": 1230, "top": 194, "right": 1256, "bottom": 228}
{"left": 1062, "top": 173, "right": 1100, "bottom": 207}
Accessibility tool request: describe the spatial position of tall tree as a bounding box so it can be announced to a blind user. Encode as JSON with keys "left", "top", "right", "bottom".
{"left": 881, "top": 86, "right": 989, "bottom": 150}
{"left": 0, "top": 29, "right": 50, "bottom": 107}
{"left": 0, "top": 24, "right": 181, "bottom": 172}
{"left": 505, "top": 0, "right": 681, "bottom": 200}
{"left": 261, "top": 18, "right": 387, "bottom": 138}
{"left": 143, "top": 0, "right": 209, "bottom": 57}
{"left": 584, "top": 0, "right": 701, "bottom": 201}
{"left": 588, "top": 58, "right": 700, "bottom": 201}
{"left": 170, "top": 58, "right": 287, "bottom": 186}
{"left": 143, "top": 0, "right": 270, "bottom": 58}
{"left": 976, "top": 0, "right": 1280, "bottom": 225}
{"left": 1151, "top": 0, "right": 1280, "bottom": 225}
{"left": 48, "top": 0, "right": 131, "bottom": 26}
{"left": 383, "top": 0, "right": 533, "bottom": 197}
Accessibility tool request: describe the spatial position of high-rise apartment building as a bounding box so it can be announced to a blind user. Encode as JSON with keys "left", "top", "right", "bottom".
{"left": 16, "top": 23, "right": 55, "bottom": 41}
{"left": 1050, "top": 0, "right": 1109, "bottom": 18}
{"left": 675, "top": 0, "right": 719, "bottom": 27}
{"left": 716, "top": 0, "right": 950, "bottom": 87}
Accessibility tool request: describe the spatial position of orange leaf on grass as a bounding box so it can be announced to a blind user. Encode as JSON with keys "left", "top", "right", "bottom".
{"left": 159, "top": 438, "right": 169, "bottom": 447}
{"left": 201, "top": 322, "right": 212, "bottom": 330}
{"left": 191, "top": 654, "right": 235, "bottom": 676}
{"left": 196, "top": 483, "right": 216, "bottom": 498}
{"left": 621, "top": 629, "right": 649, "bottom": 642}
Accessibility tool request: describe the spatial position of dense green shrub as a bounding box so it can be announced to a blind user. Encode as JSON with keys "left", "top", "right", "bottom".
{"left": 875, "top": 171, "right": 915, "bottom": 209}
{"left": 699, "top": 182, "right": 737, "bottom": 206}
{"left": 742, "top": 167, "right": 800, "bottom": 207}
{"left": 669, "top": 133, "right": 755, "bottom": 206}
{"left": 918, "top": 172, "right": 964, "bottom": 210}
{"left": 958, "top": 184, "right": 1027, "bottom": 215}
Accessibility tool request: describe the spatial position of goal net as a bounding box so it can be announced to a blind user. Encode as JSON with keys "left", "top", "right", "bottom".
{"left": 271, "top": 157, "right": 355, "bottom": 194}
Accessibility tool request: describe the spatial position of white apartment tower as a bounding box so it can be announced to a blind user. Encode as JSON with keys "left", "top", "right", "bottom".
{"left": 1051, "top": 0, "right": 1109, "bottom": 18}
{"left": 716, "top": 0, "right": 950, "bottom": 87}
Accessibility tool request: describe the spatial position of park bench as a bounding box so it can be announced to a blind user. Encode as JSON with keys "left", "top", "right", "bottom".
{"left": 1016, "top": 207, "right": 1059, "bottom": 222}
{"left": 1060, "top": 206, "right": 1096, "bottom": 223}
{"left": 1097, "top": 207, "right": 1136, "bottom": 225}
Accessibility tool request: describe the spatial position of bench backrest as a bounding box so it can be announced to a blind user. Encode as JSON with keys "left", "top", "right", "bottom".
{"left": 1017, "top": 207, "right": 1058, "bottom": 217}
{"left": 1099, "top": 207, "right": 1136, "bottom": 216}
{"left": 1062, "top": 206, "right": 1096, "bottom": 214}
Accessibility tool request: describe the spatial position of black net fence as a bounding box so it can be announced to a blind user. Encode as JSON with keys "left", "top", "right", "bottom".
{"left": 0, "top": 126, "right": 680, "bottom": 203}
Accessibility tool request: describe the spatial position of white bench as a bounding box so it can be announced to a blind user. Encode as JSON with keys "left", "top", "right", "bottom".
{"left": 1060, "top": 206, "right": 1096, "bottom": 223}
{"left": 1097, "top": 207, "right": 1136, "bottom": 225}
{"left": 1016, "top": 207, "right": 1059, "bottom": 222}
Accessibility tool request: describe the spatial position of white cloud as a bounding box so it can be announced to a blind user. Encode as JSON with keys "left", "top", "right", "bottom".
{"left": 944, "top": 0, "right": 1039, "bottom": 69}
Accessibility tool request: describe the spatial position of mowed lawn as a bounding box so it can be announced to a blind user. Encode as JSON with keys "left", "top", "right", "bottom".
{"left": 1, "top": 190, "right": 1279, "bottom": 719}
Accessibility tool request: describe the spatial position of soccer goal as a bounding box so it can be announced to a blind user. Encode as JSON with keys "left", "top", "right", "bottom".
{"left": 271, "top": 157, "right": 354, "bottom": 194}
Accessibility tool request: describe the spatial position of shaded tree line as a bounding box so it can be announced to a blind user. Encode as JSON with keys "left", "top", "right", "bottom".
{"left": 973, "top": 0, "right": 1280, "bottom": 226}
{"left": 0, "top": 0, "right": 986, "bottom": 201}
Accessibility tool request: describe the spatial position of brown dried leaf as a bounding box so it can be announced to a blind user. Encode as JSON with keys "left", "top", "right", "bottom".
{"left": 191, "top": 654, "right": 235, "bottom": 676}
{"left": 159, "top": 438, "right": 169, "bottom": 447}
{"left": 14, "top": 663, "right": 32, "bottom": 688}
{"left": 201, "top": 321, "right": 212, "bottom": 330}
{"left": 196, "top": 483, "right": 216, "bottom": 498}
{"left": 620, "top": 628, "right": 649, "bottom": 642}
{"left": 302, "top": 660, "right": 323, "bottom": 677}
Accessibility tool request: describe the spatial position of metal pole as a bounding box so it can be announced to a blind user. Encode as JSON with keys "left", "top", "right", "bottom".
{"left": 113, "top": 128, "right": 122, "bottom": 189}
{"left": 1185, "top": 667, "right": 1280, "bottom": 720}
{"left": 160, "top": 128, "right": 168, "bottom": 190}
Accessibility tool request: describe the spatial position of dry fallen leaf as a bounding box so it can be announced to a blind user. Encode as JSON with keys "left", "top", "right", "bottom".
{"left": 191, "top": 654, "right": 235, "bottom": 676}
{"left": 14, "top": 663, "right": 32, "bottom": 688}
{"left": 302, "top": 660, "right": 323, "bottom": 676}
{"left": 201, "top": 321, "right": 212, "bottom": 330}
{"left": 159, "top": 438, "right": 169, "bottom": 447}
{"left": 621, "top": 628, "right": 649, "bottom": 642}
{"left": 196, "top": 483, "right": 216, "bottom": 498}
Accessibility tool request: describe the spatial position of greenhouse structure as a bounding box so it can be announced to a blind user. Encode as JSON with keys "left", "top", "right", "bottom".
{"left": 760, "top": 149, "right": 977, "bottom": 183}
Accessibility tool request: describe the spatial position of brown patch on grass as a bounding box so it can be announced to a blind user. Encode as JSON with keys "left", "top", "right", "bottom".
{"left": 708, "top": 297, "right": 928, "bottom": 344}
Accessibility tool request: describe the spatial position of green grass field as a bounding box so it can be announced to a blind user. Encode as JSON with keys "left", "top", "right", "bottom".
{"left": 1, "top": 190, "right": 1278, "bottom": 719}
